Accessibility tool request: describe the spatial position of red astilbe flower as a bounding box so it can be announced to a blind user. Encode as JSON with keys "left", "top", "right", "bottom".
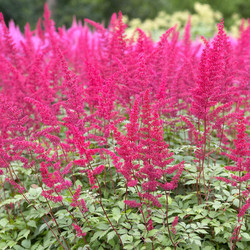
{"left": 70, "top": 185, "right": 88, "bottom": 212}
{"left": 41, "top": 189, "right": 63, "bottom": 203}
{"left": 5, "top": 178, "right": 25, "bottom": 194}
{"left": 24, "top": 97, "right": 58, "bottom": 126}
{"left": 0, "top": 13, "right": 21, "bottom": 68}
{"left": 234, "top": 20, "right": 250, "bottom": 98}
{"left": 92, "top": 165, "right": 105, "bottom": 175}
{"left": 124, "top": 200, "right": 142, "bottom": 208}
{"left": 40, "top": 162, "right": 64, "bottom": 188}
{"left": 114, "top": 89, "right": 184, "bottom": 210}
{"left": 217, "top": 117, "right": 250, "bottom": 247}
{"left": 181, "top": 20, "right": 236, "bottom": 204}
{"left": 171, "top": 216, "right": 179, "bottom": 234}
{"left": 191, "top": 20, "right": 234, "bottom": 121}
{"left": 72, "top": 223, "right": 86, "bottom": 238}
{"left": 87, "top": 170, "right": 98, "bottom": 189}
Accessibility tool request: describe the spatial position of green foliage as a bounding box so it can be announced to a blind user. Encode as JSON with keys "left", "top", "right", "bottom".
{"left": 125, "top": 2, "right": 245, "bottom": 40}
{"left": 0, "top": 0, "right": 249, "bottom": 30}
{"left": 1, "top": 119, "right": 249, "bottom": 249}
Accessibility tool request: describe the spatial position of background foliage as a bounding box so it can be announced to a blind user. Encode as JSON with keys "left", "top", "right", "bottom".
{"left": 0, "top": 0, "right": 249, "bottom": 30}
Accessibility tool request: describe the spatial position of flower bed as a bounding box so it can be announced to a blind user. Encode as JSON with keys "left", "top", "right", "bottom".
{"left": 0, "top": 4, "right": 249, "bottom": 250}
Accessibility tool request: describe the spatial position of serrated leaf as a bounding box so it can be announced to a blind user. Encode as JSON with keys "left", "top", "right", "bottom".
{"left": 209, "top": 211, "right": 217, "bottom": 218}
{"left": 214, "top": 227, "right": 222, "bottom": 235}
{"left": 27, "top": 220, "right": 36, "bottom": 228}
{"left": 0, "top": 218, "right": 8, "bottom": 227}
{"left": 7, "top": 241, "right": 17, "bottom": 248}
{"left": 124, "top": 245, "right": 134, "bottom": 250}
{"left": 185, "top": 180, "right": 196, "bottom": 185}
{"left": 147, "top": 229, "right": 158, "bottom": 237}
{"left": 96, "top": 223, "right": 109, "bottom": 230}
{"left": 39, "top": 223, "right": 48, "bottom": 233}
{"left": 0, "top": 195, "right": 23, "bottom": 207}
{"left": 120, "top": 234, "right": 133, "bottom": 243}
{"left": 17, "top": 229, "right": 30, "bottom": 240}
{"left": 90, "top": 231, "right": 103, "bottom": 242}
{"left": 152, "top": 216, "right": 163, "bottom": 223}
{"left": 144, "top": 238, "right": 152, "bottom": 243}
{"left": 112, "top": 207, "right": 121, "bottom": 222}
{"left": 118, "top": 228, "right": 127, "bottom": 234}
{"left": 233, "top": 199, "right": 239, "bottom": 208}
{"left": 28, "top": 187, "right": 42, "bottom": 199}
{"left": 193, "top": 214, "right": 204, "bottom": 220}
{"left": 241, "top": 232, "right": 250, "bottom": 241}
{"left": 213, "top": 200, "right": 222, "bottom": 211}
{"left": 196, "top": 229, "right": 208, "bottom": 234}
{"left": 107, "top": 231, "right": 116, "bottom": 242}
{"left": 137, "top": 224, "right": 145, "bottom": 230}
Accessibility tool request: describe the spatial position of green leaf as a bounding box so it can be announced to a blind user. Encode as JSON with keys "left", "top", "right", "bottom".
{"left": 107, "top": 231, "right": 116, "bottom": 242}
{"left": 39, "top": 223, "right": 49, "bottom": 233}
{"left": 17, "top": 229, "right": 30, "bottom": 240}
{"left": 147, "top": 229, "right": 158, "bottom": 237}
{"left": 168, "top": 196, "right": 172, "bottom": 205}
{"left": 117, "top": 201, "right": 125, "bottom": 209}
{"left": 209, "top": 211, "right": 217, "bottom": 218}
{"left": 90, "top": 231, "right": 103, "bottom": 242}
{"left": 96, "top": 223, "right": 109, "bottom": 230}
{"left": 99, "top": 229, "right": 109, "bottom": 238}
{"left": 152, "top": 216, "right": 163, "bottom": 223}
{"left": 13, "top": 246, "right": 26, "bottom": 250}
{"left": 241, "top": 232, "right": 250, "bottom": 241}
{"left": 30, "top": 242, "right": 43, "bottom": 250}
{"left": 124, "top": 245, "right": 134, "bottom": 250}
{"left": 0, "top": 195, "right": 23, "bottom": 207}
{"left": 144, "top": 238, "right": 152, "bottom": 243}
{"left": 223, "top": 222, "right": 232, "bottom": 229}
{"left": 120, "top": 234, "right": 133, "bottom": 243}
{"left": 185, "top": 180, "right": 196, "bottom": 185}
{"left": 233, "top": 199, "right": 239, "bottom": 208}
{"left": 213, "top": 200, "right": 222, "bottom": 211}
{"left": 134, "top": 240, "right": 142, "bottom": 247}
{"left": 202, "top": 247, "right": 214, "bottom": 250}
{"left": 214, "top": 227, "right": 223, "bottom": 235}
{"left": 0, "top": 242, "right": 8, "bottom": 250}
{"left": 193, "top": 214, "right": 204, "bottom": 220}
{"left": 21, "top": 240, "right": 31, "bottom": 249}
{"left": 112, "top": 207, "right": 121, "bottom": 222}
{"left": 0, "top": 218, "right": 9, "bottom": 227}
{"left": 118, "top": 228, "right": 127, "bottom": 234}
{"left": 7, "top": 241, "right": 17, "bottom": 248}
{"left": 196, "top": 229, "right": 208, "bottom": 234}
{"left": 137, "top": 224, "right": 145, "bottom": 230}
{"left": 74, "top": 180, "right": 83, "bottom": 187}
{"left": 28, "top": 187, "right": 42, "bottom": 199}
{"left": 27, "top": 220, "right": 36, "bottom": 228}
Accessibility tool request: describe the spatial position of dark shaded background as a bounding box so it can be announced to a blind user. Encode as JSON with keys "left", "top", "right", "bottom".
{"left": 0, "top": 0, "right": 249, "bottom": 30}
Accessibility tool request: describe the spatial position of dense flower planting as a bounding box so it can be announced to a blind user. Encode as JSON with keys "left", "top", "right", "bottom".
{"left": 0, "top": 4, "right": 249, "bottom": 250}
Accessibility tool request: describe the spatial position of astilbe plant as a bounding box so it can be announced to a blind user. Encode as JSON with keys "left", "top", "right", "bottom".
{"left": 217, "top": 117, "right": 250, "bottom": 249}
{"left": 181, "top": 20, "right": 238, "bottom": 205}
{"left": 113, "top": 90, "right": 184, "bottom": 248}
{"left": 0, "top": 4, "right": 249, "bottom": 249}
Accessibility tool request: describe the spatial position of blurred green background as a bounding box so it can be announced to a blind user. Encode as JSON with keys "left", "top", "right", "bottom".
{"left": 0, "top": 0, "right": 249, "bottom": 29}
